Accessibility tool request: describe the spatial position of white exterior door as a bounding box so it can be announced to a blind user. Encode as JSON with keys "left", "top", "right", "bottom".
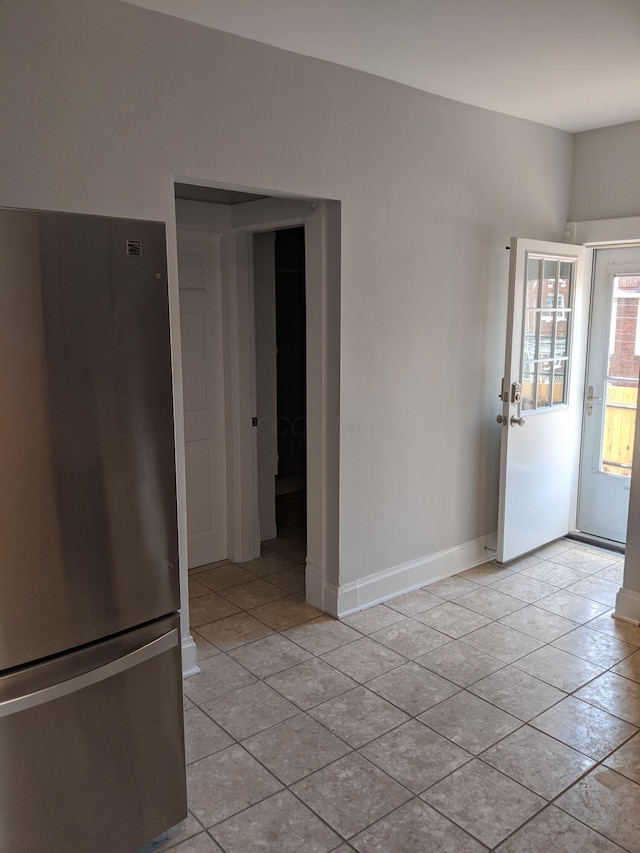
{"left": 177, "top": 229, "right": 227, "bottom": 568}
{"left": 578, "top": 246, "right": 640, "bottom": 543}
{"left": 497, "top": 238, "right": 588, "bottom": 563}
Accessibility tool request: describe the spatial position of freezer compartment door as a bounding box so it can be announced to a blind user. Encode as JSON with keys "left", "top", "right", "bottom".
{"left": 0, "top": 617, "right": 186, "bottom": 853}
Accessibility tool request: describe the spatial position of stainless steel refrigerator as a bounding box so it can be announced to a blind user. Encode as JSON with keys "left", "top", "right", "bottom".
{"left": 0, "top": 208, "right": 187, "bottom": 851}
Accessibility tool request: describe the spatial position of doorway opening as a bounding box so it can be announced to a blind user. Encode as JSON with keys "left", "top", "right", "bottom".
{"left": 175, "top": 185, "right": 341, "bottom": 620}
{"left": 255, "top": 226, "right": 308, "bottom": 566}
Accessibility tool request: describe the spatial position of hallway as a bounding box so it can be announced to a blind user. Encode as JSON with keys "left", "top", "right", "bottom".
{"left": 146, "top": 539, "right": 639, "bottom": 852}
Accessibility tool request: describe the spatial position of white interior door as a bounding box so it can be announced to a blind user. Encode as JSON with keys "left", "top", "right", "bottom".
{"left": 578, "top": 246, "right": 640, "bottom": 543}
{"left": 497, "top": 238, "right": 588, "bottom": 563}
{"left": 177, "top": 229, "right": 228, "bottom": 568}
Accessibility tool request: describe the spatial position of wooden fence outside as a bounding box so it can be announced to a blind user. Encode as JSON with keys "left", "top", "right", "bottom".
{"left": 602, "top": 385, "right": 637, "bottom": 476}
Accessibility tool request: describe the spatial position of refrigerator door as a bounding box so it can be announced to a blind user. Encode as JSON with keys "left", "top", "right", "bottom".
{"left": 0, "top": 616, "right": 187, "bottom": 853}
{"left": 0, "top": 209, "right": 179, "bottom": 670}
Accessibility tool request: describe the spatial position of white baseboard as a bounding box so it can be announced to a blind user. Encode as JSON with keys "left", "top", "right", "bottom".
{"left": 334, "top": 533, "right": 497, "bottom": 618}
{"left": 181, "top": 634, "right": 200, "bottom": 679}
{"left": 305, "top": 560, "right": 337, "bottom": 613}
{"left": 614, "top": 587, "right": 640, "bottom": 626}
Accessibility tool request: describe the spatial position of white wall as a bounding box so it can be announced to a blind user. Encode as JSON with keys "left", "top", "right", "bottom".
{"left": 0, "top": 0, "right": 574, "bottom": 608}
{"left": 570, "top": 121, "right": 640, "bottom": 222}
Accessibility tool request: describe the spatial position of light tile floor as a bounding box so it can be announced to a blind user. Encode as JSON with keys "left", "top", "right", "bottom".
{"left": 144, "top": 538, "right": 640, "bottom": 852}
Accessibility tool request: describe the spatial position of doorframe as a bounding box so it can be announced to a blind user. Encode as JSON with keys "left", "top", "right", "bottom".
{"left": 225, "top": 197, "right": 341, "bottom": 614}
{"left": 567, "top": 216, "right": 640, "bottom": 624}
{"left": 175, "top": 192, "right": 341, "bottom": 618}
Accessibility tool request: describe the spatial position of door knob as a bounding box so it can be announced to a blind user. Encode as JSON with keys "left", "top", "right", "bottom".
{"left": 496, "top": 414, "right": 506, "bottom": 424}
{"left": 510, "top": 415, "right": 525, "bottom": 427}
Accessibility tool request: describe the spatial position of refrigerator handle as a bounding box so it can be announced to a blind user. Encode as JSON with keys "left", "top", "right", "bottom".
{"left": 0, "top": 629, "right": 178, "bottom": 718}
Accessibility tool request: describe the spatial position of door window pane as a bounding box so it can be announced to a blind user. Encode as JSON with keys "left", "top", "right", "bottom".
{"left": 526, "top": 258, "right": 541, "bottom": 308}
{"left": 521, "top": 254, "right": 575, "bottom": 411}
{"left": 522, "top": 362, "right": 535, "bottom": 411}
{"left": 600, "top": 274, "right": 640, "bottom": 476}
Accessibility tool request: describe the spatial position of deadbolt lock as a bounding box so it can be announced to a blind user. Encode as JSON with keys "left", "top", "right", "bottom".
{"left": 511, "top": 382, "right": 522, "bottom": 404}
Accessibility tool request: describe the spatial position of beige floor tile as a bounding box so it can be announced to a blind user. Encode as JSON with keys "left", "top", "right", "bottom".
{"left": 531, "top": 540, "right": 575, "bottom": 558}
{"left": 458, "top": 563, "right": 516, "bottom": 585}
{"left": 189, "top": 579, "right": 212, "bottom": 600}
{"left": 418, "top": 690, "right": 521, "bottom": 753}
{"left": 187, "top": 745, "right": 282, "bottom": 827}
{"left": 184, "top": 707, "right": 234, "bottom": 764}
{"left": 283, "top": 615, "right": 362, "bottom": 654}
{"left": 265, "top": 658, "right": 357, "bottom": 710}
{"left": 566, "top": 575, "right": 620, "bottom": 607}
{"left": 168, "top": 833, "right": 223, "bottom": 852}
{"left": 291, "top": 753, "right": 411, "bottom": 839}
{"left": 369, "top": 618, "right": 449, "bottom": 658}
{"left": 197, "top": 612, "right": 274, "bottom": 651}
{"left": 513, "top": 645, "right": 605, "bottom": 692}
{"left": 603, "top": 732, "right": 640, "bottom": 783}
{"left": 596, "top": 563, "right": 625, "bottom": 585}
{"left": 201, "top": 682, "right": 298, "bottom": 740}
{"left": 460, "top": 622, "right": 544, "bottom": 663}
{"left": 135, "top": 813, "right": 207, "bottom": 853}
{"left": 321, "top": 637, "right": 407, "bottom": 682}
{"left": 553, "top": 625, "right": 638, "bottom": 668}
{"left": 587, "top": 611, "right": 640, "bottom": 645}
{"left": 556, "top": 767, "right": 640, "bottom": 852}
{"left": 519, "top": 561, "right": 589, "bottom": 588}
{"left": 191, "top": 630, "right": 221, "bottom": 661}
{"left": 360, "top": 720, "right": 471, "bottom": 793}
{"left": 575, "top": 671, "right": 640, "bottom": 725}
{"left": 309, "top": 686, "right": 409, "bottom": 748}
{"left": 613, "top": 649, "right": 640, "bottom": 683}
{"left": 549, "top": 549, "right": 618, "bottom": 574}
{"left": 480, "top": 725, "right": 595, "bottom": 799}
{"left": 469, "top": 666, "right": 565, "bottom": 721}
{"left": 422, "top": 576, "right": 481, "bottom": 600}
{"left": 455, "top": 587, "right": 524, "bottom": 620}
{"left": 189, "top": 592, "right": 241, "bottom": 627}
{"left": 385, "top": 589, "right": 443, "bottom": 616}
{"left": 242, "top": 713, "right": 352, "bottom": 784}
{"left": 218, "top": 578, "right": 287, "bottom": 609}
{"left": 496, "top": 553, "right": 544, "bottom": 571}
{"left": 227, "top": 633, "right": 312, "bottom": 678}
{"left": 531, "top": 695, "right": 638, "bottom": 760}
{"left": 366, "top": 661, "right": 459, "bottom": 715}
{"left": 264, "top": 566, "right": 306, "bottom": 594}
{"left": 249, "top": 596, "right": 322, "bottom": 630}
{"left": 489, "top": 574, "right": 557, "bottom": 603}
{"left": 495, "top": 805, "right": 625, "bottom": 852}
{"left": 340, "top": 605, "right": 405, "bottom": 635}
{"left": 211, "top": 790, "right": 341, "bottom": 853}
{"left": 535, "top": 589, "right": 610, "bottom": 623}
{"left": 184, "top": 694, "right": 195, "bottom": 711}
{"left": 350, "top": 799, "right": 485, "bottom": 853}
{"left": 416, "top": 640, "right": 505, "bottom": 687}
{"left": 183, "top": 654, "right": 257, "bottom": 706}
{"left": 413, "top": 601, "right": 491, "bottom": 638}
{"left": 421, "top": 759, "right": 545, "bottom": 848}
{"left": 241, "top": 553, "right": 303, "bottom": 577}
{"left": 193, "top": 563, "right": 254, "bottom": 592}
{"left": 499, "top": 604, "right": 578, "bottom": 642}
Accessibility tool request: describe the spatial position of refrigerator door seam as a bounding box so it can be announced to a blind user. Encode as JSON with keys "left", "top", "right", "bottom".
{"left": 0, "top": 628, "right": 178, "bottom": 717}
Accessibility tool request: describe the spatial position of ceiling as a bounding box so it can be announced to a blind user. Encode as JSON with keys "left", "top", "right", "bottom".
{"left": 127, "top": 0, "right": 640, "bottom": 133}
